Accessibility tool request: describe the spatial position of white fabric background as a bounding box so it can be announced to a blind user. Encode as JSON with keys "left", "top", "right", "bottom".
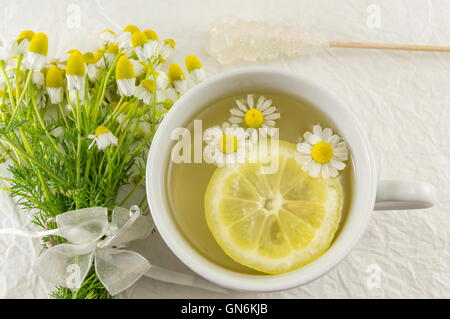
{"left": 0, "top": 0, "right": 449, "bottom": 298}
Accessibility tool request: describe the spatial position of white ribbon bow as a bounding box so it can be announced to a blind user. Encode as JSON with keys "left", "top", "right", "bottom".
{"left": 36, "top": 205, "right": 153, "bottom": 295}
{"left": 0, "top": 205, "right": 227, "bottom": 295}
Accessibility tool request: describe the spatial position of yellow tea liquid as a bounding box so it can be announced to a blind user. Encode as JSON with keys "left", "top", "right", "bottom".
{"left": 166, "top": 92, "right": 353, "bottom": 274}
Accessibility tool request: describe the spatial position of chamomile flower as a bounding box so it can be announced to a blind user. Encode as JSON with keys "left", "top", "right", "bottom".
{"left": 32, "top": 69, "right": 44, "bottom": 86}
{"left": 10, "top": 30, "right": 34, "bottom": 56}
{"left": 88, "top": 126, "right": 118, "bottom": 151}
{"left": 159, "top": 39, "right": 175, "bottom": 59}
{"left": 45, "top": 65, "right": 64, "bottom": 104}
{"left": 168, "top": 63, "right": 186, "bottom": 95}
{"left": 296, "top": 125, "right": 348, "bottom": 179}
{"left": 229, "top": 95, "right": 280, "bottom": 131}
{"left": 97, "top": 44, "right": 118, "bottom": 68}
{"left": 143, "top": 29, "right": 159, "bottom": 59}
{"left": 130, "top": 58, "right": 144, "bottom": 77}
{"left": 24, "top": 33, "right": 48, "bottom": 71}
{"left": 133, "top": 79, "right": 154, "bottom": 105}
{"left": 115, "top": 101, "right": 134, "bottom": 126}
{"left": 155, "top": 71, "right": 169, "bottom": 90}
{"left": 203, "top": 122, "right": 250, "bottom": 167}
{"left": 131, "top": 31, "right": 152, "bottom": 61}
{"left": 185, "top": 55, "right": 205, "bottom": 85}
{"left": 66, "top": 51, "right": 86, "bottom": 102}
{"left": 117, "top": 25, "right": 140, "bottom": 49}
{"left": 100, "top": 29, "right": 116, "bottom": 47}
{"left": 115, "top": 56, "right": 136, "bottom": 96}
{"left": 83, "top": 52, "right": 99, "bottom": 81}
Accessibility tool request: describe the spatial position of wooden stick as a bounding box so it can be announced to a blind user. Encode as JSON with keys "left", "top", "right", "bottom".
{"left": 329, "top": 41, "right": 450, "bottom": 53}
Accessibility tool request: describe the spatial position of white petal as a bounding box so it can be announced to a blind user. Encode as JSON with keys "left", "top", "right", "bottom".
{"left": 309, "top": 162, "right": 321, "bottom": 178}
{"left": 230, "top": 108, "right": 244, "bottom": 116}
{"left": 262, "top": 106, "right": 276, "bottom": 115}
{"left": 322, "top": 164, "right": 330, "bottom": 179}
{"left": 304, "top": 131, "right": 321, "bottom": 144}
{"left": 235, "top": 100, "right": 248, "bottom": 112}
{"left": 329, "top": 167, "right": 339, "bottom": 178}
{"left": 264, "top": 120, "right": 276, "bottom": 127}
{"left": 296, "top": 143, "right": 311, "bottom": 154}
{"left": 258, "top": 99, "right": 272, "bottom": 111}
{"left": 256, "top": 96, "right": 266, "bottom": 109}
{"left": 300, "top": 157, "right": 313, "bottom": 171}
{"left": 247, "top": 94, "right": 254, "bottom": 108}
{"left": 229, "top": 116, "right": 243, "bottom": 124}
{"left": 328, "top": 134, "right": 340, "bottom": 146}
{"left": 322, "top": 128, "right": 333, "bottom": 141}
{"left": 265, "top": 113, "right": 280, "bottom": 120}
{"left": 331, "top": 159, "right": 346, "bottom": 170}
{"left": 312, "top": 125, "right": 323, "bottom": 140}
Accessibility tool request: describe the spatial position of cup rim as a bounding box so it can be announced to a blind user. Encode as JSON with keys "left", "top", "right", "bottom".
{"left": 146, "top": 67, "right": 377, "bottom": 292}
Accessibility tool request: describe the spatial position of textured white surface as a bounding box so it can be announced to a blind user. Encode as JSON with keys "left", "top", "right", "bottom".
{"left": 0, "top": 0, "right": 449, "bottom": 298}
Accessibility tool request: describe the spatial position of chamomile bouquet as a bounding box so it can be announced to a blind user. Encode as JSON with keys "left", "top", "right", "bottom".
{"left": 0, "top": 26, "right": 205, "bottom": 299}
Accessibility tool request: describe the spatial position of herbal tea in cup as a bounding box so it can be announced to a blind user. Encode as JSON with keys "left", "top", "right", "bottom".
{"left": 166, "top": 92, "right": 353, "bottom": 275}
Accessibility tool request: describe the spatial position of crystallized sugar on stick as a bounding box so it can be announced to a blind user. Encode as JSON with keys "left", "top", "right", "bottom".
{"left": 207, "top": 16, "right": 329, "bottom": 64}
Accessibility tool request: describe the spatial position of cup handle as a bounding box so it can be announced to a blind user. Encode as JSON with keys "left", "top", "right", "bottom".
{"left": 374, "top": 180, "right": 437, "bottom": 211}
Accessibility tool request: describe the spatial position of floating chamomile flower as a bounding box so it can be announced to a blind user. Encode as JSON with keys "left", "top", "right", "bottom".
{"left": 24, "top": 33, "right": 48, "bottom": 71}
{"left": 83, "top": 52, "right": 99, "bottom": 81}
{"left": 134, "top": 79, "right": 154, "bottom": 105}
{"left": 143, "top": 29, "right": 159, "bottom": 59}
{"left": 203, "top": 122, "right": 250, "bottom": 167}
{"left": 66, "top": 51, "right": 86, "bottom": 102}
{"left": 185, "top": 55, "right": 205, "bottom": 85}
{"left": 168, "top": 63, "right": 186, "bottom": 95}
{"left": 131, "top": 31, "right": 153, "bottom": 61}
{"left": 88, "top": 126, "right": 118, "bottom": 151}
{"left": 100, "top": 29, "right": 116, "bottom": 47}
{"left": 229, "top": 95, "right": 280, "bottom": 130}
{"left": 296, "top": 125, "right": 348, "bottom": 179}
{"left": 45, "top": 65, "right": 64, "bottom": 104}
{"left": 117, "top": 25, "right": 140, "bottom": 49}
{"left": 159, "top": 39, "right": 175, "bottom": 59}
{"left": 10, "top": 30, "right": 34, "bottom": 56}
{"left": 116, "top": 56, "right": 136, "bottom": 96}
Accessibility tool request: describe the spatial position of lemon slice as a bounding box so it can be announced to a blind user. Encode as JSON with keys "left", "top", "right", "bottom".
{"left": 204, "top": 140, "right": 343, "bottom": 274}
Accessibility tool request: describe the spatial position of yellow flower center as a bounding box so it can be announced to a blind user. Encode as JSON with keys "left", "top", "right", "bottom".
{"left": 185, "top": 54, "right": 202, "bottom": 72}
{"left": 164, "top": 39, "right": 176, "bottom": 49}
{"left": 45, "top": 66, "right": 63, "bottom": 88}
{"left": 102, "top": 29, "right": 116, "bottom": 35}
{"left": 219, "top": 134, "right": 238, "bottom": 154}
{"left": 94, "top": 50, "right": 104, "bottom": 62}
{"left": 18, "top": 30, "right": 34, "bottom": 42}
{"left": 141, "top": 79, "right": 155, "bottom": 92}
{"left": 82, "top": 52, "right": 96, "bottom": 64}
{"left": 66, "top": 52, "right": 86, "bottom": 76}
{"left": 28, "top": 33, "right": 48, "bottom": 56}
{"left": 123, "top": 25, "right": 140, "bottom": 33}
{"left": 95, "top": 125, "right": 110, "bottom": 136}
{"left": 106, "top": 44, "right": 118, "bottom": 54}
{"left": 311, "top": 141, "right": 334, "bottom": 164}
{"left": 244, "top": 108, "right": 264, "bottom": 128}
{"left": 119, "top": 101, "right": 133, "bottom": 114}
{"left": 115, "top": 56, "right": 135, "bottom": 79}
{"left": 168, "top": 63, "right": 185, "bottom": 82}
{"left": 131, "top": 31, "right": 148, "bottom": 48}
{"left": 143, "top": 30, "right": 158, "bottom": 41}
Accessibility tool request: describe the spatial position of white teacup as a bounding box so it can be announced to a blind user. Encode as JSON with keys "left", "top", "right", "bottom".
{"left": 146, "top": 67, "right": 436, "bottom": 292}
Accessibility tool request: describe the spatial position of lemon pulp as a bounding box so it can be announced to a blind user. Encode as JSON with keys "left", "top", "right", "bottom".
{"left": 204, "top": 140, "right": 343, "bottom": 274}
